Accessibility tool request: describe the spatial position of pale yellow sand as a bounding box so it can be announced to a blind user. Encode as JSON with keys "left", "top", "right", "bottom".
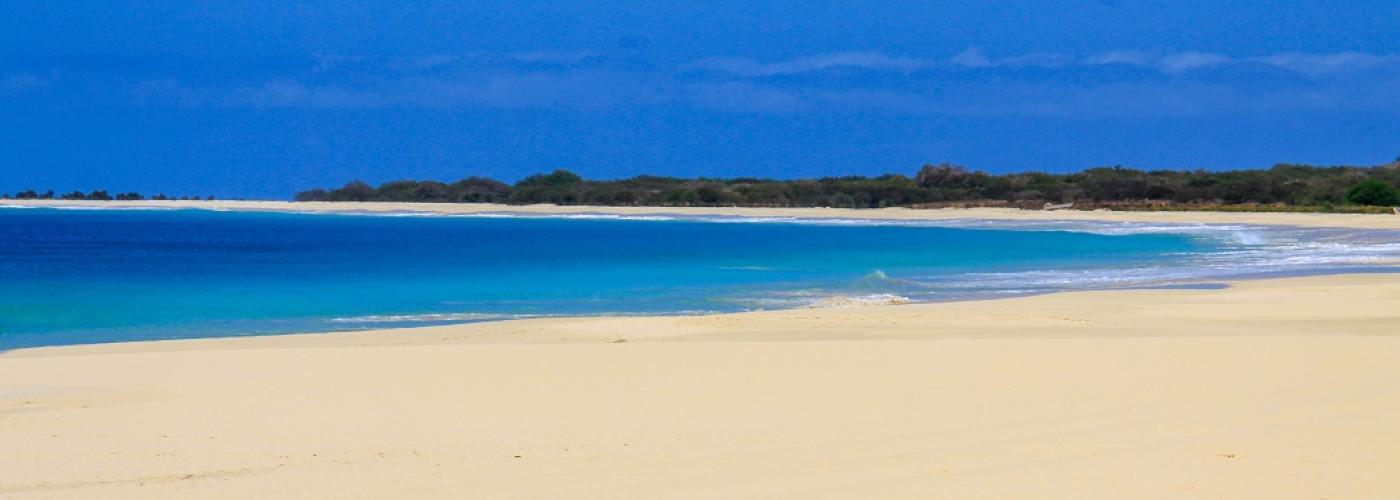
{"left": 6, "top": 198, "right": 1400, "bottom": 230}
{"left": 4, "top": 273, "right": 1400, "bottom": 499}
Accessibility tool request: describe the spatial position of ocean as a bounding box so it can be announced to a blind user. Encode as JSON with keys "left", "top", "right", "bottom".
{"left": 3, "top": 206, "right": 1398, "bottom": 349}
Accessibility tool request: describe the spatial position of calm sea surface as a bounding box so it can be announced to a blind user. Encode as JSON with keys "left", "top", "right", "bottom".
{"left": 3, "top": 207, "right": 1398, "bottom": 349}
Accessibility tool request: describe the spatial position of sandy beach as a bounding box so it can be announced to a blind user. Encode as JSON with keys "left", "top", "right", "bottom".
{"left": 3, "top": 204, "right": 1400, "bottom": 499}
{"left": 4, "top": 273, "right": 1400, "bottom": 499}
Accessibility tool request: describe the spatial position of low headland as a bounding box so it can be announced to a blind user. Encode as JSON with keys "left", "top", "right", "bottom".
{"left": 7, "top": 160, "right": 1400, "bottom": 213}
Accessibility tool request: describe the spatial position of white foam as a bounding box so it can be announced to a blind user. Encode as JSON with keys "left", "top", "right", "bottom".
{"left": 717, "top": 265, "right": 806, "bottom": 272}
{"left": 328, "top": 312, "right": 530, "bottom": 323}
{"left": 805, "top": 293, "right": 912, "bottom": 308}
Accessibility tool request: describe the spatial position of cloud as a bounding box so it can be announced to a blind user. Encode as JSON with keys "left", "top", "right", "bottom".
{"left": 947, "top": 49, "right": 992, "bottom": 68}
{"left": 691, "top": 49, "right": 1400, "bottom": 77}
{"left": 950, "top": 48, "right": 1072, "bottom": 68}
{"left": 686, "top": 48, "right": 1078, "bottom": 76}
{"left": 1157, "top": 52, "right": 1233, "bottom": 74}
{"left": 129, "top": 70, "right": 672, "bottom": 111}
{"left": 1083, "top": 50, "right": 1400, "bottom": 76}
{"left": 316, "top": 50, "right": 609, "bottom": 74}
{"left": 1250, "top": 52, "right": 1400, "bottom": 76}
{"left": 683, "top": 51, "right": 933, "bottom": 76}
{"left": 36, "top": 47, "right": 1400, "bottom": 120}
{"left": 129, "top": 78, "right": 384, "bottom": 109}
{"left": 1082, "top": 50, "right": 1152, "bottom": 66}
{"left": 1084, "top": 50, "right": 1234, "bottom": 74}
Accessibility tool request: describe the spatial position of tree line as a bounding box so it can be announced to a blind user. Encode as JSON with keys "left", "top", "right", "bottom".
{"left": 2, "top": 190, "right": 214, "bottom": 201}
{"left": 291, "top": 161, "right": 1400, "bottom": 211}
{"left": 8, "top": 160, "right": 1399, "bottom": 211}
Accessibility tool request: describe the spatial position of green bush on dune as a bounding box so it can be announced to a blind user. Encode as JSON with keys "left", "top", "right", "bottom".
{"left": 1345, "top": 180, "right": 1400, "bottom": 207}
{"left": 284, "top": 161, "right": 1400, "bottom": 213}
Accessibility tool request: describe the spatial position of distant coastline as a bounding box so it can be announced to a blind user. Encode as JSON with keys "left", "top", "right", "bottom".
{"left": 264, "top": 161, "right": 1400, "bottom": 213}
{"left": 8, "top": 162, "right": 1400, "bottom": 214}
{"left": 6, "top": 198, "right": 1400, "bottom": 230}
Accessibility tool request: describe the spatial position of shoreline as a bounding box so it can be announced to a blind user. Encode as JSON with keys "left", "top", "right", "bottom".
{"left": 3, "top": 266, "right": 1397, "bottom": 357}
{"left": 5, "top": 205, "right": 1400, "bottom": 498}
{"left": 7, "top": 272, "right": 1398, "bottom": 357}
{"left": 3, "top": 273, "right": 1399, "bottom": 499}
{"left": 2, "top": 201, "right": 1398, "bottom": 355}
{"left": 5, "top": 198, "right": 1400, "bottom": 230}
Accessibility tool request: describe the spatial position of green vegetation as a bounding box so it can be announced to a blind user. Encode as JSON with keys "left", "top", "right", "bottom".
{"left": 7, "top": 161, "right": 1400, "bottom": 213}
{"left": 4, "top": 190, "right": 212, "bottom": 201}
{"left": 290, "top": 162, "right": 1400, "bottom": 213}
{"left": 1344, "top": 180, "right": 1400, "bottom": 207}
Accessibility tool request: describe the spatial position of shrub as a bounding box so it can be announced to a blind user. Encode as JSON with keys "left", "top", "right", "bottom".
{"left": 294, "top": 189, "right": 328, "bottom": 201}
{"left": 1344, "top": 180, "right": 1400, "bottom": 206}
{"left": 516, "top": 169, "right": 583, "bottom": 188}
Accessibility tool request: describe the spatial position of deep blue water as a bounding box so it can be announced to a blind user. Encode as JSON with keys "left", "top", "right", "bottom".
{"left": 2, "top": 207, "right": 1397, "bottom": 349}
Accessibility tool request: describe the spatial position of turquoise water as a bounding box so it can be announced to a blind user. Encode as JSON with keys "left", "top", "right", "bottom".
{"left": 2, "top": 207, "right": 1397, "bottom": 349}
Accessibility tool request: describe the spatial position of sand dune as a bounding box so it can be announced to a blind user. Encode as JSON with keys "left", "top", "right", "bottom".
{"left": 4, "top": 274, "right": 1400, "bottom": 499}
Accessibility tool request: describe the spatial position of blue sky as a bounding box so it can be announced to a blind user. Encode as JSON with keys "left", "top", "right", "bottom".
{"left": 3, "top": 1, "right": 1400, "bottom": 198}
